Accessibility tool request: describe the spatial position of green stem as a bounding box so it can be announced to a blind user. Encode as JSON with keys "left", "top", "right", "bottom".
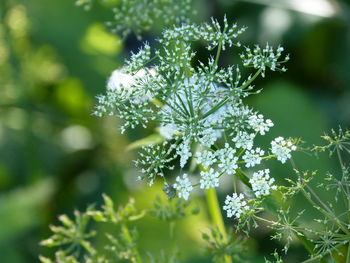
{"left": 214, "top": 41, "right": 222, "bottom": 68}
{"left": 241, "top": 68, "right": 263, "bottom": 90}
{"left": 301, "top": 189, "right": 350, "bottom": 234}
{"left": 205, "top": 188, "right": 232, "bottom": 263}
{"left": 336, "top": 147, "right": 350, "bottom": 223}
{"left": 346, "top": 242, "right": 350, "bottom": 263}
{"left": 301, "top": 242, "right": 344, "bottom": 263}
{"left": 301, "top": 255, "right": 323, "bottom": 263}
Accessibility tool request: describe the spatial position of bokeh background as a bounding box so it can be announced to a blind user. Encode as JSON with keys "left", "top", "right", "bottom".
{"left": 1, "top": 0, "right": 350, "bottom": 262}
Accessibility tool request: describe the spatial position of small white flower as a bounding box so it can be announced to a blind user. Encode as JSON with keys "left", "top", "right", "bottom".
{"left": 176, "top": 140, "right": 192, "bottom": 168}
{"left": 271, "top": 137, "right": 297, "bottom": 163}
{"left": 159, "top": 123, "right": 178, "bottom": 139}
{"left": 198, "top": 128, "right": 219, "bottom": 147}
{"left": 223, "top": 193, "right": 249, "bottom": 219}
{"left": 196, "top": 150, "right": 217, "bottom": 169}
{"left": 107, "top": 68, "right": 155, "bottom": 101}
{"left": 232, "top": 131, "right": 255, "bottom": 150}
{"left": 216, "top": 143, "right": 238, "bottom": 175}
{"left": 248, "top": 114, "right": 274, "bottom": 135}
{"left": 242, "top": 147, "right": 264, "bottom": 168}
{"left": 173, "top": 173, "right": 193, "bottom": 200}
{"left": 249, "top": 169, "right": 277, "bottom": 197}
{"left": 107, "top": 68, "right": 135, "bottom": 93}
{"left": 199, "top": 168, "right": 220, "bottom": 189}
{"left": 240, "top": 44, "right": 288, "bottom": 77}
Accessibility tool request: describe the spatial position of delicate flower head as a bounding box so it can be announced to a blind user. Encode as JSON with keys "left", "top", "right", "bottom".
{"left": 196, "top": 150, "right": 217, "bottom": 169}
{"left": 271, "top": 137, "right": 297, "bottom": 163}
{"left": 240, "top": 43, "right": 289, "bottom": 77}
{"left": 107, "top": 69, "right": 135, "bottom": 92}
{"left": 176, "top": 139, "right": 192, "bottom": 168}
{"left": 242, "top": 147, "right": 264, "bottom": 168}
{"left": 173, "top": 174, "right": 193, "bottom": 200}
{"left": 216, "top": 143, "right": 238, "bottom": 175}
{"left": 249, "top": 169, "right": 277, "bottom": 197}
{"left": 248, "top": 114, "right": 274, "bottom": 135}
{"left": 198, "top": 128, "right": 219, "bottom": 147}
{"left": 199, "top": 168, "right": 220, "bottom": 189}
{"left": 223, "top": 193, "right": 249, "bottom": 219}
{"left": 159, "top": 123, "right": 178, "bottom": 139}
{"left": 232, "top": 131, "right": 255, "bottom": 150}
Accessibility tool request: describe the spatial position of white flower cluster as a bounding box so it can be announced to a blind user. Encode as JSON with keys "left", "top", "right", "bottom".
{"left": 94, "top": 18, "right": 295, "bottom": 209}
{"left": 223, "top": 169, "right": 277, "bottom": 219}
{"left": 240, "top": 43, "right": 290, "bottom": 77}
{"left": 217, "top": 144, "right": 239, "bottom": 175}
{"left": 271, "top": 137, "right": 297, "bottom": 163}
{"left": 176, "top": 140, "right": 192, "bottom": 168}
{"left": 196, "top": 150, "right": 217, "bottom": 169}
{"left": 173, "top": 174, "right": 193, "bottom": 200}
{"left": 248, "top": 114, "right": 274, "bottom": 135}
{"left": 106, "top": 67, "right": 154, "bottom": 101}
{"left": 94, "top": 67, "right": 158, "bottom": 133}
{"left": 249, "top": 169, "right": 277, "bottom": 197}
{"left": 223, "top": 193, "right": 249, "bottom": 219}
{"left": 232, "top": 131, "right": 254, "bottom": 150}
{"left": 159, "top": 124, "right": 178, "bottom": 139}
{"left": 242, "top": 147, "right": 264, "bottom": 168}
{"left": 200, "top": 168, "right": 220, "bottom": 189}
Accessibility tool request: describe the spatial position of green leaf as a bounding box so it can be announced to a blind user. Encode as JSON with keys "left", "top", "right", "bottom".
{"left": 126, "top": 133, "right": 164, "bottom": 151}
{"left": 0, "top": 178, "right": 55, "bottom": 242}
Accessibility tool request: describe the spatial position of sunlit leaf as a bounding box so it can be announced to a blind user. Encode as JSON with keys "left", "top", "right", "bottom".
{"left": 126, "top": 133, "right": 164, "bottom": 151}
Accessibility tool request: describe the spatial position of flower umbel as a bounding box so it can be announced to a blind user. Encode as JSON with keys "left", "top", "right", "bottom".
{"left": 249, "top": 169, "right": 277, "bottom": 197}
{"left": 173, "top": 174, "right": 193, "bottom": 200}
{"left": 217, "top": 143, "right": 239, "bottom": 175}
{"left": 223, "top": 193, "right": 249, "bottom": 219}
{"left": 196, "top": 150, "right": 217, "bottom": 169}
{"left": 242, "top": 147, "right": 264, "bottom": 168}
{"left": 200, "top": 168, "right": 220, "bottom": 189}
{"left": 271, "top": 137, "right": 297, "bottom": 163}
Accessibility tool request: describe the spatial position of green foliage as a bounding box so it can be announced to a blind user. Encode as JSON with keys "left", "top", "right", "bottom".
{"left": 40, "top": 194, "right": 199, "bottom": 263}
{"left": 264, "top": 251, "right": 283, "bottom": 263}
{"left": 0, "top": 179, "right": 55, "bottom": 242}
{"left": 148, "top": 195, "right": 199, "bottom": 222}
{"left": 147, "top": 250, "right": 181, "bottom": 263}
{"left": 76, "top": 0, "right": 194, "bottom": 39}
{"left": 40, "top": 195, "right": 145, "bottom": 263}
{"left": 313, "top": 127, "right": 350, "bottom": 156}
{"left": 202, "top": 228, "right": 247, "bottom": 263}
{"left": 126, "top": 134, "right": 165, "bottom": 151}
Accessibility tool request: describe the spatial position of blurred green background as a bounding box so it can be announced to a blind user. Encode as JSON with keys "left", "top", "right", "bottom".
{"left": 1, "top": 0, "right": 350, "bottom": 262}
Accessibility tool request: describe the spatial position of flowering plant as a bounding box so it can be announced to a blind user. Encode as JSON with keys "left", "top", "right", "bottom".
{"left": 40, "top": 1, "right": 350, "bottom": 263}
{"left": 93, "top": 17, "right": 294, "bottom": 223}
